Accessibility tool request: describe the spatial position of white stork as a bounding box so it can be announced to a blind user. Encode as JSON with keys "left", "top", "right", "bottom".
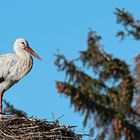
{"left": 0, "top": 38, "right": 41, "bottom": 114}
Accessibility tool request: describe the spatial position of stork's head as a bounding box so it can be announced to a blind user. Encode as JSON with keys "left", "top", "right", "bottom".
{"left": 14, "top": 38, "right": 41, "bottom": 60}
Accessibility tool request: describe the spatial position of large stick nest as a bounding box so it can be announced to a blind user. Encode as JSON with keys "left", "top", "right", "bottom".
{"left": 0, "top": 116, "right": 82, "bottom": 140}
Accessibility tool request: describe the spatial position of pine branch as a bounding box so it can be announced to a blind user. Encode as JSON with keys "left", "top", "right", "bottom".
{"left": 115, "top": 8, "right": 140, "bottom": 40}
{"left": 56, "top": 81, "right": 140, "bottom": 139}
{"left": 80, "top": 31, "right": 112, "bottom": 71}
{"left": 56, "top": 81, "right": 117, "bottom": 121}
{"left": 55, "top": 30, "right": 136, "bottom": 139}
{"left": 3, "top": 100, "right": 27, "bottom": 118}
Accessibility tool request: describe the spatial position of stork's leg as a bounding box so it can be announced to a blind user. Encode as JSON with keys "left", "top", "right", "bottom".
{"left": 0, "top": 92, "right": 4, "bottom": 114}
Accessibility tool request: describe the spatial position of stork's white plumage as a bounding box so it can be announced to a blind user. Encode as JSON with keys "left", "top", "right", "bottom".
{"left": 0, "top": 38, "right": 41, "bottom": 114}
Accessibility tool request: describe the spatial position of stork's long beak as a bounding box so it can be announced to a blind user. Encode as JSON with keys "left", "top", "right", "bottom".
{"left": 24, "top": 45, "right": 42, "bottom": 60}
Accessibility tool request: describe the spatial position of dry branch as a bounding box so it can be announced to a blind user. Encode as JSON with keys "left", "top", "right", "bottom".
{"left": 0, "top": 116, "right": 82, "bottom": 140}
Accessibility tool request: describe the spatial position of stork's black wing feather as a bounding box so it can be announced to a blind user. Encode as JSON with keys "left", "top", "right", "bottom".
{"left": 0, "top": 77, "right": 5, "bottom": 83}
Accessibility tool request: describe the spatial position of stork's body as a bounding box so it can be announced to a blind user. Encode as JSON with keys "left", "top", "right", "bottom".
{"left": 0, "top": 39, "right": 41, "bottom": 114}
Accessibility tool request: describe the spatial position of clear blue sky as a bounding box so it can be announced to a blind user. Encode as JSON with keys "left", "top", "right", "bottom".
{"left": 0, "top": 0, "right": 140, "bottom": 136}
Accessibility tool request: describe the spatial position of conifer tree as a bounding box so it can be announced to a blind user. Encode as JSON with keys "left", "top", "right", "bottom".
{"left": 55, "top": 8, "right": 140, "bottom": 140}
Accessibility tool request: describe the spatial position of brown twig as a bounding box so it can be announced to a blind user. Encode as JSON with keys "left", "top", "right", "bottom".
{"left": 0, "top": 116, "right": 82, "bottom": 140}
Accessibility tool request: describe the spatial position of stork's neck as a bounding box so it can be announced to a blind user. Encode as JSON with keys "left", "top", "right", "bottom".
{"left": 13, "top": 49, "right": 33, "bottom": 81}
{"left": 15, "top": 50, "right": 32, "bottom": 61}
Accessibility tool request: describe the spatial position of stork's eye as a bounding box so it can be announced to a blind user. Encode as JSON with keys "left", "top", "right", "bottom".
{"left": 21, "top": 42, "right": 25, "bottom": 45}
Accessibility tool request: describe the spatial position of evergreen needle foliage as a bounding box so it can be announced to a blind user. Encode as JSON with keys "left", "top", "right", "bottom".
{"left": 55, "top": 8, "right": 140, "bottom": 140}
